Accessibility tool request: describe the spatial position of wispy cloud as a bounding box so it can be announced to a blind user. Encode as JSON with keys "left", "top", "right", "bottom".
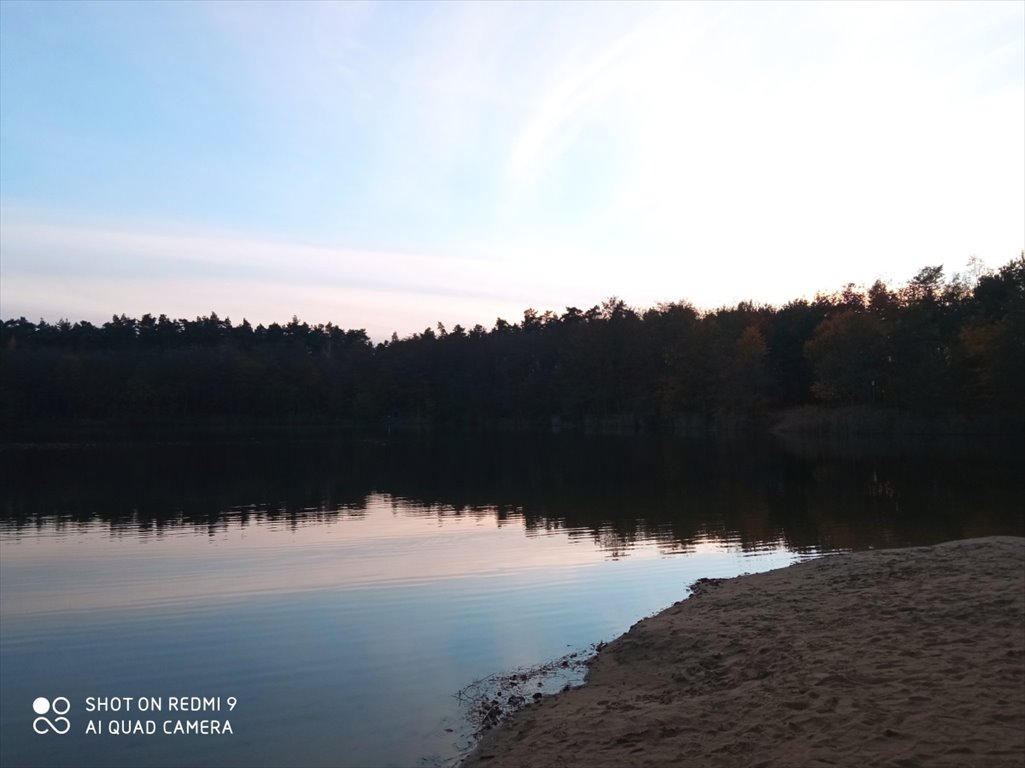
{"left": 0, "top": 216, "right": 591, "bottom": 339}
{"left": 1, "top": 1, "right": 1022, "bottom": 331}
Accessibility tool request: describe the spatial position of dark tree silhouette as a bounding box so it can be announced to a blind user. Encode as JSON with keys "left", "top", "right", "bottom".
{"left": 2, "top": 256, "right": 1023, "bottom": 436}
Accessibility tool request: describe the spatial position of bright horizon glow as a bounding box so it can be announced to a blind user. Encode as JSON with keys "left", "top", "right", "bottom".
{"left": 2, "top": 1, "right": 1022, "bottom": 341}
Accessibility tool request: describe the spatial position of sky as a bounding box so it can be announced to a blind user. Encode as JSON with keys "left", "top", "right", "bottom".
{"left": 1, "top": 0, "right": 1022, "bottom": 341}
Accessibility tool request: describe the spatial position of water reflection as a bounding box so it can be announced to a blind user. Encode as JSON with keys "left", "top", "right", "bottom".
{"left": 2, "top": 434, "right": 1022, "bottom": 552}
{"left": 1, "top": 434, "right": 1021, "bottom": 768}
{"left": 4, "top": 496, "right": 691, "bottom": 619}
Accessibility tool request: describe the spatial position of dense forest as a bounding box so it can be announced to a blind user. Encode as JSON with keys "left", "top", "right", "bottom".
{"left": 2, "top": 257, "right": 1023, "bottom": 436}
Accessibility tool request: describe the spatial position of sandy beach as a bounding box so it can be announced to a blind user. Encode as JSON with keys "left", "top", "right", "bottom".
{"left": 463, "top": 537, "right": 1025, "bottom": 768}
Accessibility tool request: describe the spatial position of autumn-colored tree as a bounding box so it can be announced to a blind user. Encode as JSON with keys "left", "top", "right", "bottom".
{"left": 805, "top": 311, "right": 887, "bottom": 404}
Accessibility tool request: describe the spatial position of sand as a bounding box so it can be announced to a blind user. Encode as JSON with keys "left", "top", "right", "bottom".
{"left": 462, "top": 537, "right": 1025, "bottom": 768}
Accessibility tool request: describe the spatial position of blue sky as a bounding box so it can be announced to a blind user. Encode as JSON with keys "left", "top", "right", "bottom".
{"left": 2, "top": 0, "right": 1023, "bottom": 340}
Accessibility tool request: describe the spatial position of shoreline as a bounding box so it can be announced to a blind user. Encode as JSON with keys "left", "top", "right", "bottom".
{"left": 462, "top": 537, "right": 1025, "bottom": 768}
{"left": 5, "top": 404, "right": 1024, "bottom": 445}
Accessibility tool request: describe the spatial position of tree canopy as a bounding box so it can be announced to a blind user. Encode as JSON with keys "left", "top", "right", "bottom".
{"left": 3, "top": 256, "right": 1023, "bottom": 434}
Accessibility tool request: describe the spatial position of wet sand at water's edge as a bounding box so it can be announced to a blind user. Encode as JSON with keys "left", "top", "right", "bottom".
{"left": 462, "top": 537, "right": 1025, "bottom": 768}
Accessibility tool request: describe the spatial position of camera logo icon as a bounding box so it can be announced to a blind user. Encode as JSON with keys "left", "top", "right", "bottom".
{"left": 32, "top": 697, "right": 71, "bottom": 735}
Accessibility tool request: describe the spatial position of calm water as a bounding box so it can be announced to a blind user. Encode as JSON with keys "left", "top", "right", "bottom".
{"left": 1, "top": 434, "right": 1021, "bottom": 768}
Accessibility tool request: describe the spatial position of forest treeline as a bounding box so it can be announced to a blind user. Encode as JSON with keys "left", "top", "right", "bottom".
{"left": 2, "top": 256, "right": 1023, "bottom": 435}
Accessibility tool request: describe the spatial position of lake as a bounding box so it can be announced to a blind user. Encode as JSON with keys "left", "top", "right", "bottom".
{"left": 1, "top": 433, "right": 1021, "bottom": 768}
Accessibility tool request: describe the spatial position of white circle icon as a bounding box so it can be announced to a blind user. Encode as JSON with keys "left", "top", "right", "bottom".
{"left": 32, "top": 697, "right": 50, "bottom": 715}
{"left": 52, "top": 697, "right": 71, "bottom": 715}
